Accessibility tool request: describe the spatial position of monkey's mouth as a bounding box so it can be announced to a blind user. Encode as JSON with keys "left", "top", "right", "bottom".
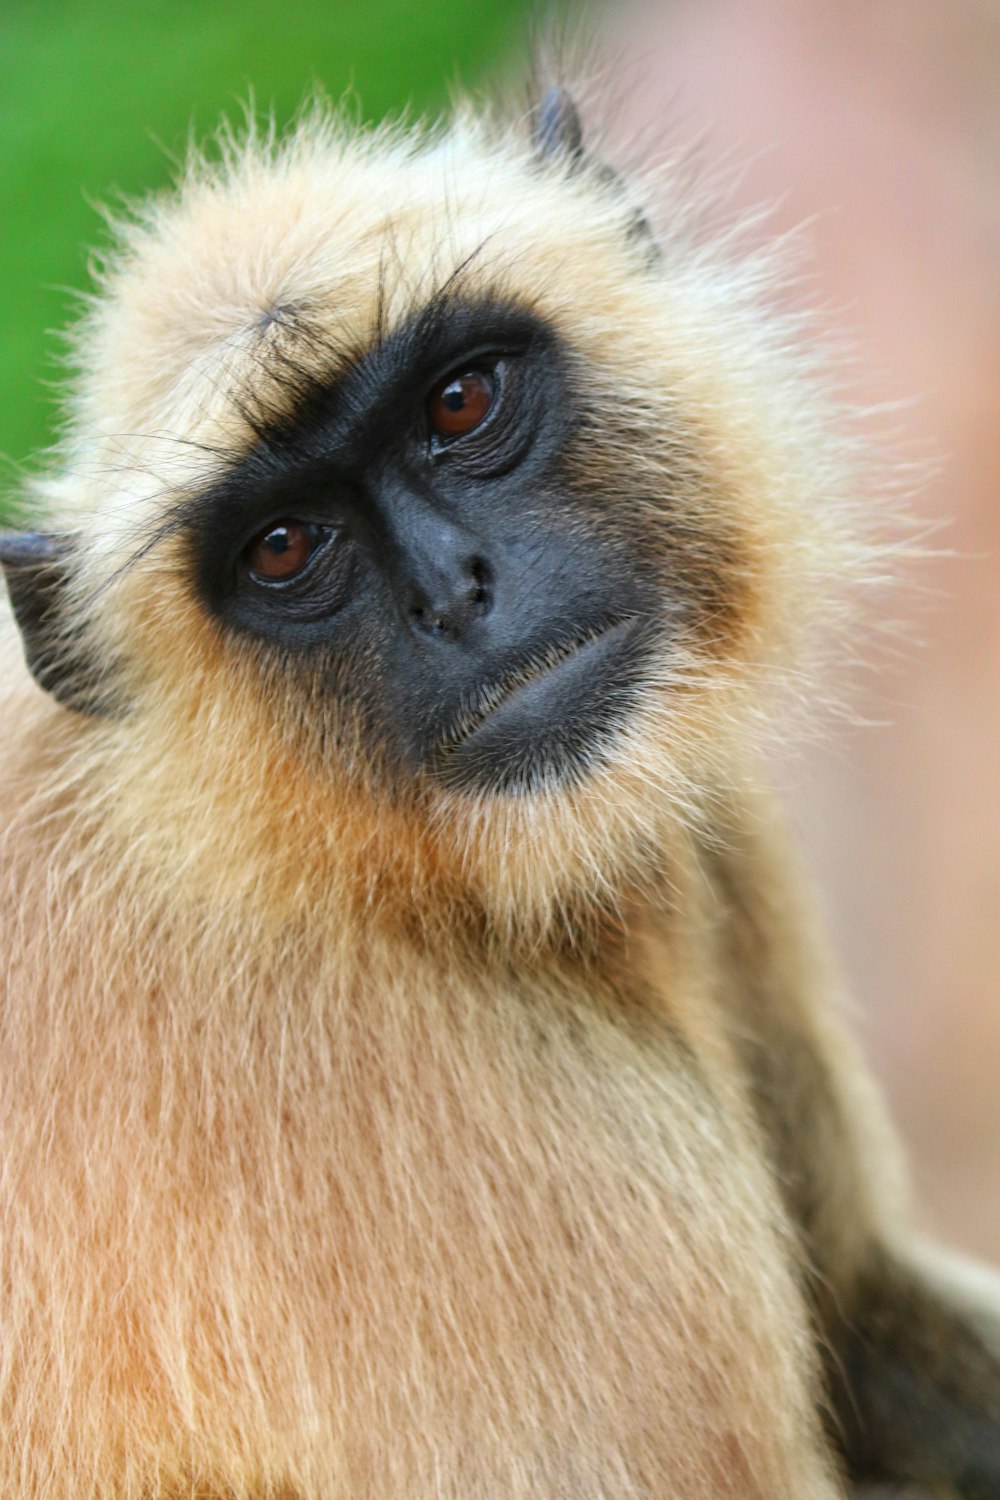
{"left": 431, "top": 616, "right": 646, "bottom": 794}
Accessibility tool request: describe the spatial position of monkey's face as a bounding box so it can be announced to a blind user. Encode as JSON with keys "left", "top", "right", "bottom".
{"left": 2, "top": 113, "right": 852, "bottom": 928}
{"left": 192, "top": 292, "right": 667, "bottom": 799}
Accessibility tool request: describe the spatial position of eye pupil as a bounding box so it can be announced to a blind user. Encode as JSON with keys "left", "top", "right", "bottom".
{"left": 428, "top": 368, "right": 495, "bottom": 437}
{"left": 246, "top": 521, "right": 319, "bottom": 581}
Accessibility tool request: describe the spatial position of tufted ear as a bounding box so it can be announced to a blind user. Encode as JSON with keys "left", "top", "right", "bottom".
{"left": 0, "top": 531, "right": 105, "bottom": 713}
{"left": 531, "top": 85, "right": 584, "bottom": 164}
{"left": 530, "top": 84, "right": 658, "bottom": 258}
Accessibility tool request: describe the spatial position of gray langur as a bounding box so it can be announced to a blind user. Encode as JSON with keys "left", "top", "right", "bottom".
{"left": 1, "top": 76, "right": 998, "bottom": 1499}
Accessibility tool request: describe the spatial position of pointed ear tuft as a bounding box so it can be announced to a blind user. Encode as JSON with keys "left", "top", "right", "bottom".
{"left": 531, "top": 85, "right": 584, "bottom": 164}
{"left": 0, "top": 531, "right": 105, "bottom": 713}
{"left": 527, "top": 85, "right": 658, "bottom": 257}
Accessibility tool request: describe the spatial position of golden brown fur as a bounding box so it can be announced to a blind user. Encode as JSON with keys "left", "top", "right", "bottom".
{"left": 2, "top": 90, "right": 998, "bottom": 1497}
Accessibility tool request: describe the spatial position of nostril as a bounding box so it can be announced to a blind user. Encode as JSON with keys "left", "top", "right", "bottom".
{"left": 407, "top": 560, "right": 491, "bottom": 641}
{"left": 467, "top": 557, "right": 493, "bottom": 614}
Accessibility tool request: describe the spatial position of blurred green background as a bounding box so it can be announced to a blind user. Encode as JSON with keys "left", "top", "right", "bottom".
{"left": 0, "top": 0, "right": 534, "bottom": 497}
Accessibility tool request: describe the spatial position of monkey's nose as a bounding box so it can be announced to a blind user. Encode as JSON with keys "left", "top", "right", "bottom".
{"left": 407, "top": 556, "right": 493, "bottom": 642}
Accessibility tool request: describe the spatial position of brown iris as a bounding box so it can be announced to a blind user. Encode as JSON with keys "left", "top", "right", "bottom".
{"left": 246, "top": 521, "right": 319, "bottom": 581}
{"left": 427, "top": 368, "right": 495, "bottom": 437}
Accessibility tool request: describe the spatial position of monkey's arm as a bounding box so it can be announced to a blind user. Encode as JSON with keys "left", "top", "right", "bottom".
{"left": 697, "top": 792, "right": 1000, "bottom": 1499}
{"left": 837, "top": 1244, "right": 1000, "bottom": 1498}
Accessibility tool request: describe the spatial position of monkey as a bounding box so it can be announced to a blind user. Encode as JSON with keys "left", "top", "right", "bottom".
{"left": 1, "top": 74, "right": 998, "bottom": 1499}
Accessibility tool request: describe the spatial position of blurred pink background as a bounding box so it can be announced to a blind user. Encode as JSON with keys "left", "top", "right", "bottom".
{"left": 604, "top": 0, "right": 1000, "bottom": 1261}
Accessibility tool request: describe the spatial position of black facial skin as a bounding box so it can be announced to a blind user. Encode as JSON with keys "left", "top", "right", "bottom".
{"left": 192, "top": 296, "right": 661, "bottom": 795}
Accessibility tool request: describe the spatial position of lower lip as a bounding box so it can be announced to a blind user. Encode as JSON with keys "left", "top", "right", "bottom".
{"left": 435, "top": 618, "right": 645, "bottom": 793}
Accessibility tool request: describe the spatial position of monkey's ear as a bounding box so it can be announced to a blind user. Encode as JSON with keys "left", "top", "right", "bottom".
{"left": 0, "top": 531, "right": 104, "bottom": 713}
{"left": 529, "top": 84, "right": 658, "bottom": 258}
{"left": 531, "top": 85, "right": 584, "bottom": 165}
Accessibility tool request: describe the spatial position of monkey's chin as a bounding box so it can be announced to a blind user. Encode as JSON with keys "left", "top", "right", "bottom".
{"left": 432, "top": 617, "right": 646, "bottom": 797}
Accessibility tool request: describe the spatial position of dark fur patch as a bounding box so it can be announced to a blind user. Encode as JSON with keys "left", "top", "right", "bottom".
{"left": 829, "top": 1254, "right": 1000, "bottom": 1498}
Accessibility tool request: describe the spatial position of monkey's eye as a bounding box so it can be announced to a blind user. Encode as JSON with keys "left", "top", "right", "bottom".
{"left": 427, "top": 368, "right": 495, "bottom": 438}
{"left": 245, "top": 521, "right": 327, "bottom": 582}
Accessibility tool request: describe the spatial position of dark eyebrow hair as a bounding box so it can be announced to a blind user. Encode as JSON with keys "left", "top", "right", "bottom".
{"left": 181, "top": 292, "right": 548, "bottom": 509}
{"left": 108, "top": 255, "right": 561, "bottom": 599}
{"left": 108, "top": 287, "right": 559, "bottom": 607}
{"left": 250, "top": 291, "right": 546, "bottom": 459}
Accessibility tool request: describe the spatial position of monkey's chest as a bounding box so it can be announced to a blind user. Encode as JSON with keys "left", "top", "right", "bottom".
{"left": 6, "top": 990, "right": 827, "bottom": 1498}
